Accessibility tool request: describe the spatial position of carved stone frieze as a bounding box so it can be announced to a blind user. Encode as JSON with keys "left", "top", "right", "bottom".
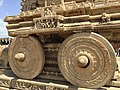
{"left": 21, "top": 0, "right": 37, "bottom": 11}
{"left": 34, "top": 19, "right": 57, "bottom": 29}
{"left": 0, "top": 78, "right": 11, "bottom": 88}
{"left": 102, "top": 13, "right": 111, "bottom": 22}
{"left": 41, "top": 7, "right": 56, "bottom": 17}
{"left": 12, "top": 80, "right": 45, "bottom": 90}
{"left": 11, "top": 79, "right": 68, "bottom": 90}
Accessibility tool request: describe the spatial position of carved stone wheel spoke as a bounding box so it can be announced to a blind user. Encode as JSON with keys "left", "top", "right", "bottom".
{"left": 9, "top": 36, "right": 45, "bottom": 79}
{"left": 58, "top": 32, "right": 117, "bottom": 88}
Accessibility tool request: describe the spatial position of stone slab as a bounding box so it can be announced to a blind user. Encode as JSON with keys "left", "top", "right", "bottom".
{"left": 0, "top": 87, "right": 9, "bottom": 90}
{"left": 0, "top": 73, "right": 120, "bottom": 90}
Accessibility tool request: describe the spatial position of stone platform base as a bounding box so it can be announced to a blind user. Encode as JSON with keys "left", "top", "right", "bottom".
{"left": 0, "top": 73, "right": 120, "bottom": 90}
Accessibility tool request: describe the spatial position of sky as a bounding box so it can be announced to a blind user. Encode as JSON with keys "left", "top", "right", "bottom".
{"left": 0, "top": 0, "right": 21, "bottom": 38}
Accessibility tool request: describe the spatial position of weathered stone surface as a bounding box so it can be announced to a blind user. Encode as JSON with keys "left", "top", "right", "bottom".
{"left": 3, "top": 0, "right": 120, "bottom": 89}
{"left": 0, "top": 87, "right": 9, "bottom": 90}
{"left": 58, "top": 32, "right": 116, "bottom": 88}
{"left": 0, "top": 74, "right": 13, "bottom": 88}
{"left": 0, "top": 70, "right": 120, "bottom": 89}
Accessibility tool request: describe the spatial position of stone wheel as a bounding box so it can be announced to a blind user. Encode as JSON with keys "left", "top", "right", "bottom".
{"left": 58, "top": 32, "right": 117, "bottom": 88}
{"left": 1, "top": 47, "right": 9, "bottom": 67}
{"left": 9, "top": 36, "right": 45, "bottom": 79}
